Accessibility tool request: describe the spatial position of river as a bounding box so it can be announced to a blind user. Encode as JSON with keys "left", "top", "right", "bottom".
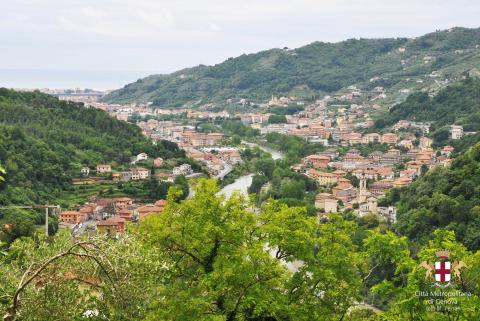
{"left": 217, "top": 174, "right": 253, "bottom": 199}
{"left": 241, "top": 141, "right": 284, "bottom": 160}
{"left": 217, "top": 142, "right": 283, "bottom": 198}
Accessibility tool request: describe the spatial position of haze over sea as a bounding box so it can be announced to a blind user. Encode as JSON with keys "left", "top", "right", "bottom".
{"left": 0, "top": 69, "right": 157, "bottom": 90}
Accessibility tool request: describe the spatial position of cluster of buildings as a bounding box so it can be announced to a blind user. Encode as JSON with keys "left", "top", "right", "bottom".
{"left": 184, "top": 147, "right": 242, "bottom": 177}
{"left": 137, "top": 120, "right": 236, "bottom": 176}
{"left": 137, "top": 120, "right": 225, "bottom": 148}
{"left": 60, "top": 197, "right": 167, "bottom": 237}
{"left": 296, "top": 143, "right": 454, "bottom": 220}
{"left": 81, "top": 154, "right": 155, "bottom": 182}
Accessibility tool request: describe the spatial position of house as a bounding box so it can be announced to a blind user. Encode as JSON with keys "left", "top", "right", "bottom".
{"left": 377, "top": 206, "right": 397, "bottom": 223}
{"left": 120, "top": 171, "right": 133, "bottom": 181}
{"left": 400, "top": 169, "right": 418, "bottom": 179}
{"left": 358, "top": 196, "right": 379, "bottom": 216}
{"left": 137, "top": 204, "right": 165, "bottom": 219}
{"left": 332, "top": 183, "right": 357, "bottom": 203}
{"left": 96, "top": 164, "right": 112, "bottom": 174}
{"left": 173, "top": 164, "right": 193, "bottom": 176}
{"left": 347, "top": 132, "right": 362, "bottom": 145}
{"left": 303, "top": 155, "right": 330, "bottom": 168}
{"left": 112, "top": 173, "right": 120, "bottom": 182}
{"left": 133, "top": 167, "right": 150, "bottom": 180}
{"left": 419, "top": 137, "right": 432, "bottom": 149}
{"left": 131, "top": 171, "right": 140, "bottom": 180}
{"left": 392, "top": 176, "right": 412, "bottom": 187}
{"left": 60, "top": 210, "right": 88, "bottom": 224}
{"left": 315, "top": 193, "right": 338, "bottom": 213}
{"left": 415, "top": 151, "right": 433, "bottom": 165}
{"left": 118, "top": 208, "right": 134, "bottom": 221}
{"left": 218, "top": 149, "right": 242, "bottom": 164}
{"left": 450, "top": 125, "right": 463, "bottom": 140}
{"left": 368, "top": 179, "right": 393, "bottom": 196}
{"left": 405, "top": 161, "right": 423, "bottom": 176}
{"left": 136, "top": 153, "right": 148, "bottom": 162}
{"left": 331, "top": 170, "right": 347, "bottom": 178}
{"left": 80, "top": 167, "right": 90, "bottom": 176}
{"left": 78, "top": 203, "right": 97, "bottom": 218}
{"left": 375, "top": 167, "right": 394, "bottom": 179}
{"left": 379, "top": 151, "right": 400, "bottom": 166}
{"left": 156, "top": 172, "right": 175, "bottom": 182}
{"left": 381, "top": 133, "right": 398, "bottom": 145}
{"left": 153, "top": 157, "right": 164, "bottom": 167}
{"left": 362, "top": 133, "right": 381, "bottom": 144}
{"left": 398, "top": 139, "right": 413, "bottom": 149}
{"left": 368, "top": 151, "right": 383, "bottom": 163}
{"left": 97, "top": 217, "right": 125, "bottom": 236}
{"left": 306, "top": 169, "right": 338, "bottom": 186}
{"left": 113, "top": 197, "right": 133, "bottom": 209}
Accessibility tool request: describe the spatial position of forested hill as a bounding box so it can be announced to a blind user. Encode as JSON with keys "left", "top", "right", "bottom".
{"left": 374, "top": 77, "right": 480, "bottom": 151}
{"left": 384, "top": 142, "right": 480, "bottom": 250}
{"left": 102, "top": 27, "right": 480, "bottom": 107}
{"left": 0, "top": 89, "right": 184, "bottom": 205}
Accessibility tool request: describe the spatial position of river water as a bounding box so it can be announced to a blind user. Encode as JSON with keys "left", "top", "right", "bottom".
{"left": 217, "top": 174, "right": 253, "bottom": 199}
{"left": 217, "top": 142, "right": 283, "bottom": 198}
{"left": 241, "top": 141, "right": 284, "bottom": 160}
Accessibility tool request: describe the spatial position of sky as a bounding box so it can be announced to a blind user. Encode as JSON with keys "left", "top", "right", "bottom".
{"left": 1, "top": 0, "right": 480, "bottom": 88}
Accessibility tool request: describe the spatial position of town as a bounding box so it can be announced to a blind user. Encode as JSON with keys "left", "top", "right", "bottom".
{"left": 48, "top": 82, "right": 471, "bottom": 237}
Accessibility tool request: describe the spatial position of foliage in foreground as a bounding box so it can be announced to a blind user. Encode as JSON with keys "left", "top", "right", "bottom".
{"left": 0, "top": 180, "right": 479, "bottom": 320}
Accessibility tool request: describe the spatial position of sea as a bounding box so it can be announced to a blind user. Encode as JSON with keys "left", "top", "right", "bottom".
{"left": 0, "top": 69, "right": 157, "bottom": 91}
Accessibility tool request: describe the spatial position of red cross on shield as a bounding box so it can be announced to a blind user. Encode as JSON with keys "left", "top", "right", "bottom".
{"left": 435, "top": 261, "right": 451, "bottom": 282}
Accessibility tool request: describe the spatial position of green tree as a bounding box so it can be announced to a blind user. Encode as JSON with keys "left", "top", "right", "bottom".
{"left": 268, "top": 114, "right": 287, "bottom": 124}
{"left": 280, "top": 179, "right": 305, "bottom": 199}
{"left": 255, "top": 157, "right": 275, "bottom": 179}
{"left": 139, "top": 179, "right": 365, "bottom": 320}
{"left": 231, "top": 134, "right": 241, "bottom": 145}
{"left": 0, "top": 231, "right": 161, "bottom": 321}
{"left": 173, "top": 174, "right": 189, "bottom": 200}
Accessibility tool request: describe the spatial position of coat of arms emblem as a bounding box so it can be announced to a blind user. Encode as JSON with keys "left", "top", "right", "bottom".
{"left": 419, "top": 250, "right": 467, "bottom": 288}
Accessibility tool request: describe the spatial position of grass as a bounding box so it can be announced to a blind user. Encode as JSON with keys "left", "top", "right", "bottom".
{"left": 54, "top": 182, "right": 131, "bottom": 208}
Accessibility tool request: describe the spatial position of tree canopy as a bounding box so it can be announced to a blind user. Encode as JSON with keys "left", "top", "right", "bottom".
{"left": 2, "top": 179, "right": 479, "bottom": 320}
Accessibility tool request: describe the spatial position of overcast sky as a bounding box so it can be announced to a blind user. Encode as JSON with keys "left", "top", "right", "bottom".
{"left": 1, "top": 0, "right": 480, "bottom": 74}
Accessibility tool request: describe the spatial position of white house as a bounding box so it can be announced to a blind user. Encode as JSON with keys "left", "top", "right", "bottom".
{"left": 450, "top": 125, "right": 463, "bottom": 140}
{"left": 81, "top": 167, "right": 90, "bottom": 176}
{"left": 173, "top": 164, "right": 193, "bottom": 176}
{"left": 136, "top": 153, "right": 148, "bottom": 162}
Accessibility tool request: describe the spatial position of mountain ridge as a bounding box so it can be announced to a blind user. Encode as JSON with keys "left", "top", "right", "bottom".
{"left": 102, "top": 26, "right": 480, "bottom": 107}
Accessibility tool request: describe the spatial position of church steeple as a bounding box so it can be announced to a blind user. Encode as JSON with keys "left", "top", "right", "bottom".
{"left": 358, "top": 172, "right": 369, "bottom": 203}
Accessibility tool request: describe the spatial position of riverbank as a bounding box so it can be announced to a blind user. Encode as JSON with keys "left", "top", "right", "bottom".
{"left": 217, "top": 142, "right": 283, "bottom": 199}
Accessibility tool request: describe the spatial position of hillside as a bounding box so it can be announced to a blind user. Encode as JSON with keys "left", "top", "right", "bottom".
{"left": 0, "top": 89, "right": 184, "bottom": 205}
{"left": 102, "top": 27, "right": 480, "bottom": 107}
{"left": 382, "top": 142, "right": 480, "bottom": 250}
{"left": 374, "top": 77, "right": 480, "bottom": 151}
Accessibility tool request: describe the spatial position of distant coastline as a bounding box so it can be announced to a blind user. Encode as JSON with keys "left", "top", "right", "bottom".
{"left": 0, "top": 69, "right": 153, "bottom": 91}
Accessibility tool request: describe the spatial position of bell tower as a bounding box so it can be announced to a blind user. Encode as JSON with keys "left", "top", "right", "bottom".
{"left": 358, "top": 173, "right": 369, "bottom": 203}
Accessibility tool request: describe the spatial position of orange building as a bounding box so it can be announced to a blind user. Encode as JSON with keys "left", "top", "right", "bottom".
{"left": 303, "top": 155, "right": 330, "bottom": 168}
{"left": 97, "top": 217, "right": 125, "bottom": 236}
{"left": 60, "top": 211, "right": 88, "bottom": 223}
{"left": 137, "top": 204, "right": 165, "bottom": 219}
